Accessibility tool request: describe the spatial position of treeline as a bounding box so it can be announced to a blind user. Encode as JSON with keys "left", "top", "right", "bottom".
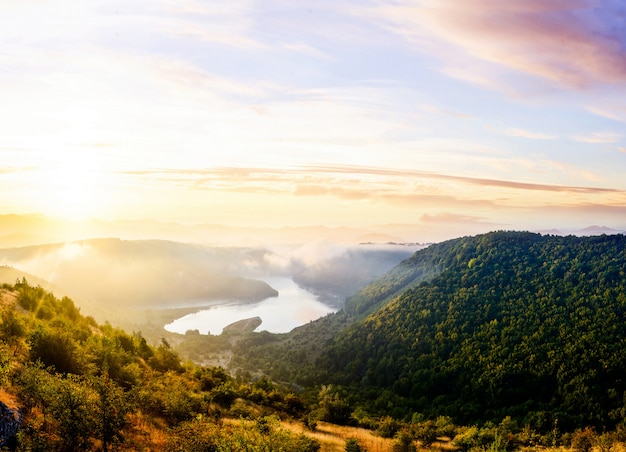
{"left": 0, "top": 279, "right": 319, "bottom": 451}
{"left": 316, "top": 232, "right": 626, "bottom": 430}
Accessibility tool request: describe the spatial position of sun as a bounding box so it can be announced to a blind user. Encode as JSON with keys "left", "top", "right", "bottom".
{"left": 34, "top": 157, "right": 110, "bottom": 220}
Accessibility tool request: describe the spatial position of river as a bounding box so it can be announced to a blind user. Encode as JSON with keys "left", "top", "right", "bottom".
{"left": 164, "top": 276, "right": 337, "bottom": 335}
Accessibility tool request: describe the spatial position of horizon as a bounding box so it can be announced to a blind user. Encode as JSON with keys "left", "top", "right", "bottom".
{"left": 2, "top": 1, "right": 626, "bottom": 238}
{"left": 0, "top": 212, "right": 623, "bottom": 248}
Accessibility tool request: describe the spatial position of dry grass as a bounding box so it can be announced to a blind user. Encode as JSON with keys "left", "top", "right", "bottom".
{"left": 0, "top": 388, "right": 20, "bottom": 413}
{"left": 122, "top": 412, "right": 170, "bottom": 451}
{"left": 0, "top": 288, "right": 18, "bottom": 309}
{"left": 282, "top": 420, "right": 396, "bottom": 452}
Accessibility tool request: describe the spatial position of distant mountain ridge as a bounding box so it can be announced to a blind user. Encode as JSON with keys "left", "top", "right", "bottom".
{"left": 0, "top": 239, "right": 279, "bottom": 317}
{"left": 1, "top": 213, "right": 623, "bottom": 247}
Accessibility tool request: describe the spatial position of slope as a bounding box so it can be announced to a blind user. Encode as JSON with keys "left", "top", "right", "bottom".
{"left": 315, "top": 231, "right": 626, "bottom": 430}
{"left": 0, "top": 279, "right": 324, "bottom": 450}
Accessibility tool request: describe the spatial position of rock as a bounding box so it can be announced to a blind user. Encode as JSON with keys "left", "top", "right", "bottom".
{"left": 0, "top": 401, "right": 21, "bottom": 447}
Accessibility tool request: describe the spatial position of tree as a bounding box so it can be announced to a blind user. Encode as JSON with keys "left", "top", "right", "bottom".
{"left": 345, "top": 438, "right": 364, "bottom": 452}
{"left": 315, "top": 385, "right": 351, "bottom": 425}
{"left": 49, "top": 374, "right": 96, "bottom": 451}
{"left": 28, "top": 326, "right": 84, "bottom": 374}
{"left": 148, "top": 338, "right": 183, "bottom": 373}
{"left": 92, "top": 372, "right": 128, "bottom": 451}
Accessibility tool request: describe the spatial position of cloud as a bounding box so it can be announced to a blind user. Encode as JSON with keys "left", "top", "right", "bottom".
{"left": 418, "top": 103, "right": 473, "bottom": 119}
{"left": 0, "top": 166, "right": 36, "bottom": 176}
{"left": 294, "top": 185, "right": 377, "bottom": 201}
{"left": 165, "top": 19, "right": 267, "bottom": 50}
{"left": 506, "top": 128, "right": 556, "bottom": 140}
{"left": 367, "top": 0, "right": 626, "bottom": 91}
{"left": 572, "top": 131, "right": 622, "bottom": 144}
{"left": 283, "top": 42, "right": 332, "bottom": 59}
{"left": 439, "top": 66, "right": 507, "bottom": 92}
{"left": 420, "top": 213, "right": 489, "bottom": 224}
{"left": 588, "top": 104, "right": 626, "bottom": 123}
{"left": 120, "top": 165, "right": 623, "bottom": 201}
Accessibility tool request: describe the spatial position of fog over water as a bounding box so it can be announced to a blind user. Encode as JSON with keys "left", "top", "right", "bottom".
{"left": 164, "top": 277, "right": 337, "bottom": 335}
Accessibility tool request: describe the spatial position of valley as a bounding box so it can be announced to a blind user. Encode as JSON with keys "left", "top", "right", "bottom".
{"left": 4, "top": 2, "right": 625, "bottom": 449}
{"left": 2, "top": 229, "right": 626, "bottom": 450}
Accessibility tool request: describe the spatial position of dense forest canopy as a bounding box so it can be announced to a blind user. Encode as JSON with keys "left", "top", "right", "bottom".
{"left": 315, "top": 232, "right": 626, "bottom": 430}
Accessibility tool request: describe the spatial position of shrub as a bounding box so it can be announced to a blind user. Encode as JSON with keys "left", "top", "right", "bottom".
{"left": 376, "top": 415, "right": 401, "bottom": 438}
{"left": 412, "top": 420, "right": 438, "bottom": 447}
{"left": 571, "top": 427, "right": 596, "bottom": 452}
{"left": 345, "top": 437, "right": 364, "bottom": 452}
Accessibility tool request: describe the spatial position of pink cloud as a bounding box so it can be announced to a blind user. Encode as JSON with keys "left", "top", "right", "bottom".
{"left": 372, "top": 0, "right": 626, "bottom": 90}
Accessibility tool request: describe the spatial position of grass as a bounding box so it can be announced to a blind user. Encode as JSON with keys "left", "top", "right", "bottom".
{"left": 282, "top": 420, "right": 396, "bottom": 452}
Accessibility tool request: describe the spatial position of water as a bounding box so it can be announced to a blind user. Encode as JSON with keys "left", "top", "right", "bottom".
{"left": 164, "top": 277, "right": 337, "bottom": 335}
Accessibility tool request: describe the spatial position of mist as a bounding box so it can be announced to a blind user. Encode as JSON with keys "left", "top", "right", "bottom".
{"left": 0, "top": 236, "right": 422, "bottom": 332}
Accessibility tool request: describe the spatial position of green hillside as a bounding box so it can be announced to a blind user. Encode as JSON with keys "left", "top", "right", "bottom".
{"left": 315, "top": 231, "right": 626, "bottom": 430}
{"left": 0, "top": 279, "right": 320, "bottom": 451}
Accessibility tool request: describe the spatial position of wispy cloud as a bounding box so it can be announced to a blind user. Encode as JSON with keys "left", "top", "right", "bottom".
{"left": 366, "top": 0, "right": 626, "bottom": 91}
{"left": 572, "top": 132, "right": 622, "bottom": 144}
{"left": 121, "top": 165, "right": 623, "bottom": 197}
{"left": 420, "top": 212, "right": 490, "bottom": 224}
{"left": 588, "top": 104, "right": 626, "bottom": 123}
{"left": 283, "top": 42, "right": 332, "bottom": 59}
{"left": 506, "top": 128, "right": 556, "bottom": 140}
{"left": 0, "top": 166, "right": 36, "bottom": 175}
{"left": 418, "top": 103, "right": 473, "bottom": 119}
{"left": 165, "top": 20, "right": 267, "bottom": 50}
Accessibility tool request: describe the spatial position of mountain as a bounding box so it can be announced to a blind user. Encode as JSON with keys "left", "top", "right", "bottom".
{"left": 577, "top": 225, "right": 623, "bottom": 236}
{"left": 313, "top": 231, "right": 626, "bottom": 430}
{"left": 0, "top": 213, "right": 408, "bottom": 247}
{"left": 0, "top": 266, "right": 67, "bottom": 296}
{"left": 0, "top": 239, "right": 278, "bottom": 312}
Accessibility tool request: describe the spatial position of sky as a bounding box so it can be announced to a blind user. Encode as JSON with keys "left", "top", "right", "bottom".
{"left": 2, "top": 0, "right": 626, "bottom": 239}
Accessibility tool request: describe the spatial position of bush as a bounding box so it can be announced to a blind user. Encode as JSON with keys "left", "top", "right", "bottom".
{"left": 229, "top": 400, "right": 255, "bottom": 419}
{"left": 412, "top": 420, "right": 438, "bottom": 447}
{"left": 394, "top": 429, "right": 417, "bottom": 452}
{"left": 571, "top": 427, "right": 596, "bottom": 452}
{"left": 376, "top": 415, "right": 401, "bottom": 438}
{"left": 28, "top": 326, "right": 84, "bottom": 374}
{"left": 345, "top": 438, "right": 364, "bottom": 452}
{"left": 453, "top": 426, "right": 494, "bottom": 452}
{"left": 435, "top": 415, "right": 457, "bottom": 438}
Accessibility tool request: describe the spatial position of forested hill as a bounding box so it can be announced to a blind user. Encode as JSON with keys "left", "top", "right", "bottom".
{"left": 343, "top": 243, "right": 443, "bottom": 317}
{"left": 316, "top": 231, "right": 626, "bottom": 430}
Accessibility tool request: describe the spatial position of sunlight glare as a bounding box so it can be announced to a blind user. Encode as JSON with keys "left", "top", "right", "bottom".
{"left": 35, "top": 155, "right": 109, "bottom": 220}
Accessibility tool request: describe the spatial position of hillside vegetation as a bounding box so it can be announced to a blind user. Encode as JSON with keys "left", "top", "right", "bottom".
{"left": 4, "top": 231, "right": 626, "bottom": 451}
{"left": 0, "top": 280, "right": 321, "bottom": 451}
{"left": 316, "top": 232, "right": 626, "bottom": 430}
